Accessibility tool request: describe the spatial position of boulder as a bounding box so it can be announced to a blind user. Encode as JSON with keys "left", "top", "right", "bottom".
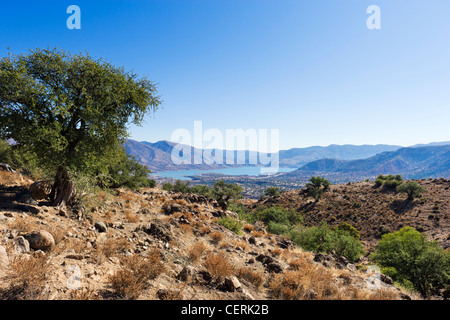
{"left": 13, "top": 236, "right": 30, "bottom": 253}
{"left": 0, "top": 163, "right": 15, "bottom": 172}
{"left": 177, "top": 265, "right": 197, "bottom": 282}
{"left": 94, "top": 221, "right": 108, "bottom": 233}
{"left": 223, "top": 276, "right": 242, "bottom": 292}
{"left": 24, "top": 230, "right": 55, "bottom": 251}
{"left": 29, "top": 180, "right": 52, "bottom": 201}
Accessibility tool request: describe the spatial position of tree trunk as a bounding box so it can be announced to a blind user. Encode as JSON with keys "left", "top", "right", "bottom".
{"left": 50, "top": 166, "right": 76, "bottom": 208}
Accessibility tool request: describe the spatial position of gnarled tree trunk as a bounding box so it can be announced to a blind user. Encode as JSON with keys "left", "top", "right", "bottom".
{"left": 49, "top": 166, "right": 76, "bottom": 207}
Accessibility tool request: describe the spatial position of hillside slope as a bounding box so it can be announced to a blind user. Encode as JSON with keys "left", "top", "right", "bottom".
{"left": 254, "top": 179, "right": 450, "bottom": 249}
{"left": 0, "top": 170, "right": 414, "bottom": 301}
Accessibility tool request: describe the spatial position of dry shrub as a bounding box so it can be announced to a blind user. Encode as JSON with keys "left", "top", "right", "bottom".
{"left": 237, "top": 267, "right": 265, "bottom": 289}
{"left": 4, "top": 253, "right": 50, "bottom": 300}
{"left": 179, "top": 223, "right": 193, "bottom": 234}
{"left": 271, "top": 247, "right": 283, "bottom": 257}
{"left": 69, "top": 288, "right": 100, "bottom": 300}
{"left": 0, "top": 171, "right": 22, "bottom": 185}
{"left": 268, "top": 265, "right": 338, "bottom": 300}
{"left": 232, "top": 239, "right": 249, "bottom": 251}
{"left": 203, "top": 253, "right": 235, "bottom": 279}
{"left": 209, "top": 231, "right": 223, "bottom": 244}
{"left": 8, "top": 216, "right": 33, "bottom": 234}
{"left": 250, "top": 230, "right": 265, "bottom": 238}
{"left": 67, "top": 238, "right": 91, "bottom": 254}
{"left": 100, "top": 237, "right": 132, "bottom": 258}
{"left": 108, "top": 250, "right": 165, "bottom": 300}
{"left": 243, "top": 224, "right": 254, "bottom": 233}
{"left": 124, "top": 209, "right": 139, "bottom": 223}
{"left": 187, "top": 241, "right": 209, "bottom": 264}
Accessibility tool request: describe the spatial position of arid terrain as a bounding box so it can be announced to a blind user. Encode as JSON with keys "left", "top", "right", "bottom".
{"left": 0, "top": 169, "right": 421, "bottom": 301}
{"left": 254, "top": 179, "right": 450, "bottom": 250}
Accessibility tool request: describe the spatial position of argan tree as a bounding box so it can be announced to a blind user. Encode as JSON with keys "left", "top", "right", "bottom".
{"left": 0, "top": 48, "right": 160, "bottom": 206}
{"left": 397, "top": 181, "right": 425, "bottom": 200}
{"left": 306, "top": 176, "right": 331, "bottom": 202}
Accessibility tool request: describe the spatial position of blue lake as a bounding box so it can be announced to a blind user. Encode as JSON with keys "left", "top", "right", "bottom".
{"left": 152, "top": 166, "right": 297, "bottom": 180}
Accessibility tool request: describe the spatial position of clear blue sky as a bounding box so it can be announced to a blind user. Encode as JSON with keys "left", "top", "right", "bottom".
{"left": 1, "top": 0, "right": 449, "bottom": 150}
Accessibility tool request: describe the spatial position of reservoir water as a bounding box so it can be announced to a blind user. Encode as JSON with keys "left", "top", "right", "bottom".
{"left": 152, "top": 166, "right": 297, "bottom": 180}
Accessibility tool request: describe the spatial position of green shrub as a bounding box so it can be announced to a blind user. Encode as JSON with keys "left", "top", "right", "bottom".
{"left": 267, "top": 222, "right": 290, "bottom": 235}
{"left": 371, "top": 227, "right": 450, "bottom": 297}
{"left": 217, "top": 216, "right": 243, "bottom": 235}
{"left": 290, "top": 224, "right": 364, "bottom": 263}
{"left": 375, "top": 174, "right": 403, "bottom": 189}
{"left": 397, "top": 181, "right": 425, "bottom": 200}
{"left": 228, "top": 202, "right": 252, "bottom": 222}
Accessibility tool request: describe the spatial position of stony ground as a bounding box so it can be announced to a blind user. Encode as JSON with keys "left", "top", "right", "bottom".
{"left": 0, "top": 170, "right": 418, "bottom": 300}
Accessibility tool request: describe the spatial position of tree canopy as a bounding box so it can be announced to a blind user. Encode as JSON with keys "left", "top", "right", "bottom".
{"left": 0, "top": 48, "right": 160, "bottom": 205}
{"left": 0, "top": 48, "right": 160, "bottom": 175}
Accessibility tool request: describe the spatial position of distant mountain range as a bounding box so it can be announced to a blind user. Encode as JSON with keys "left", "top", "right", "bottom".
{"left": 125, "top": 139, "right": 450, "bottom": 180}
{"left": 282, "top": 145, "right": 450, "bottom": 181}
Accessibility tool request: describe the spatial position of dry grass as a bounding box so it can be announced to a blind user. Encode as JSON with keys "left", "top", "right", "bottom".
{"left": 187, "top": 241, "right": 209, "bottom": 264}
{"left": 8, "top": 216, "right": 34, "bottom": 234}
{"left": 250, "top": 230, "right": 265, "bottom": 238}
{"left": 209, "top": 231, "right": 223, "bottom": 244}
{"left": 108, "top": 250, "right": 165, "bottom": 299}
{"left": 69, "top": 288, "right": 101, "bottom": 300}
{"left": 237, "top": 267, "right": 265, "bottom": 289}
{"left": 99, "top": 237, "right": 132, "bottom": 258}
{"left": 268, "top": 265, "right": 338, "bottom": 300}
{"left": 203, "top": 253, "right": 235, "bottom": 280}
{"left": 0, "top": 171, "right": 22, "bottom": 186}
{"left": 124, "top": 209, "right": 139, "bottom": 223}
{"left": 2, "top": 253, "right": 50, "bottom": 300}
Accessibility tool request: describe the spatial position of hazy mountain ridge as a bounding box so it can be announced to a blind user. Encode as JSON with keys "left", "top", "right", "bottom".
{"left": 286, "top": 145, "right": 450, "bottom": 180}
{"left": 125, "top": 139, "right": 422, "bottom": 172}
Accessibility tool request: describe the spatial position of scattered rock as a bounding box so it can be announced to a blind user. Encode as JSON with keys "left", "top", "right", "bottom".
{"left": 143, "top": 221, "right": 173, "bottom": 243}
{"left": 266, "top": 262, "right": 283, "bottom": 273}
{"left": 94, "top": 221, "right": 107, "bottom": 233}
{"left": 177, "top": 266, "right": 196, "bottom": 282}
{"left": 222, "top": 276, "right": 242, "bottom": 292}
{"left": 13, "top": 236, "right": 30, "bottom": 253}
{"left": 0, "top": 163, "right": 15, "bottom": 172}
{"left": 24, "top": 230, "right": 55, "bottom": 251}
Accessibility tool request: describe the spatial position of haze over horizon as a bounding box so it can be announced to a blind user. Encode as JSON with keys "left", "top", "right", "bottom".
{"left": 1, "top": 1, "right": 449, "bottom": 150}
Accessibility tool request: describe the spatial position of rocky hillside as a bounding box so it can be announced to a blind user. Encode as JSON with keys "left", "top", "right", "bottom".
{"left": 0, "top": 169, "right": 415, "bottom": 300}
{"left": 254, "top": 179, "right": 450, "bottom": 249}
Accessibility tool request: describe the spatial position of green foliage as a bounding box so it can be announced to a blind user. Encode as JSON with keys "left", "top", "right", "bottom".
{"left": 260, "top": 187, "right": 281, "bottom": 199}
{"left": 217, "top": 216, "right": 244, "bottom": 235}
{"left": 337, "top": 222, "right": 360, "bottom": 239}
{"left": 375, "top": 174, "right": 403, "bottom": 188}
{"left": 160, "top": 179, "right": 242, "bottom": 205}
{"left": 211, "top": 180, "right": 243, "bottom": 205}
{"left": 371, "top": 227, "right": 450, "bottom": 297}
{"left": 306, "top": 176, "right": 331, "bottom": 202}
{"left": 267, "top": 221, "right": 290, "bottom": 235}
{"left": 253, "top": 206, "right": 303, "bottom": 227}
{"left": 290, "top": 224, "right": 364, "bottom": 263}
{"left": 397, "top": 181, "right": 425, "bottom": 200}
{"left": 0, "top": 47, "right": 160, "bottom": 181}
{"left": 0, "top": 140, "right": 50, "bottom": 179}
{"left": 227, "top": 201, "right": 252, "bottom": 221}
{"left": 100, "top": 149, "right": 156, "bottom": 190}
